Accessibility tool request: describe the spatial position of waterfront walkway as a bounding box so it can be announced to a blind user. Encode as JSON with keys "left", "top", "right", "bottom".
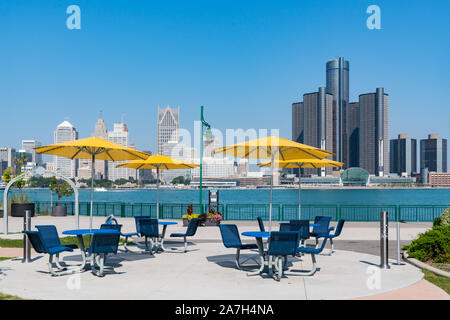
{"left": 0, "top": 216, "right": 447, "bottom": 300}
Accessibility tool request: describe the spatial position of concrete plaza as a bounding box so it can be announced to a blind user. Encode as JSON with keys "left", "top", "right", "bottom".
{"left": 0, "top": 216, "right": 446, "bottom": 300}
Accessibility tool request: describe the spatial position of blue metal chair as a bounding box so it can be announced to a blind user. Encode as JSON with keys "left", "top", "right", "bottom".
{"left": 218, "top": 224, "right": 259, "bottom": 270}
{"left": 320, "top": 219, "right": 346, "bottom": 254}
{"left": 290, "top": 233, "right": 331, "bottom": 276}
{"left": 266, "top": 231, "right": 299, "bottom": 281}
{"left": 279, "top": 223, "right": 310, "bottom": 247}
{"left": 310, "top": 216, "right": 332, "bottom": 247}
{"left": 169, "top": 218, "right": 200, "bottom": 253}
{"left": 23, "top": 225, "right": 79, "bottom": 276}
{"left": 121, "top": 216, "right": 152, "bottom": 253}
{"left": 100, "top": 224, "right": 123, "bottom": 232}
{"left": 139, "top": 218, "right": 160, "bottom": 253}
{"left": 256, "top": 217, "right": 266, "bottom": 232}
{"left": 105, "top": 215, "right": 119, "bottom": 225}
{"left": 88, "top": 231, "right": 121, "bottom": 277}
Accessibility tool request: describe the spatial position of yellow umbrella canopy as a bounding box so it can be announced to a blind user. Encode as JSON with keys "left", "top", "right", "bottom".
{"left": 258, "top": 158, "right": 343, "bottom": 219}
{"left": 115, "top": 155, "right": 198, "bottom": 170}
{"left": 35, "top": 137, "right": 150, "bottom": 229}
{"left": 213, "top": 136, "right": 334, "bottom": 231}
{"left": 35, "top": 137, "right": 150, "bottom": 161}
{"left": 117, "top": 155, "right": 198, "bottom": 215}
{"left": 212, "top": 136, "right": 334, "bottom": 160}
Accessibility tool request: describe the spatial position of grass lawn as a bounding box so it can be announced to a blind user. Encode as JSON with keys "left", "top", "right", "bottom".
{"left": 0, "top": 236, "right": 134, "bottom": 249}
{"left": 0, "top": 293, "right": 23, "bottom": 300}
{"left": 423, "top": 269, "right": 450, "bottom": 295}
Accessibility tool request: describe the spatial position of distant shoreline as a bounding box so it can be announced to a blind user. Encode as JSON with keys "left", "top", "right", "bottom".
{"left": 4, "top": 186, "right": 450, "bottom": 191}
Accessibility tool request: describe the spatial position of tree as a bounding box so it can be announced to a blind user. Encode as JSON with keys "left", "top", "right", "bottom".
{"left": 2, "top": 154, "right": 29, "bottom": 203}
{"left": 172, "top": 176, "right": 190, "bottom": 185}
{"left": 49, "top": 177, "right": 74, "bottom": 206}
{"left": 114, "top": 178, "right": 129, "bottom": 186}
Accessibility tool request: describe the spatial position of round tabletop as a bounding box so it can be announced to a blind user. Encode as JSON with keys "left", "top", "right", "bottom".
{"left": 62, "top": 229, "right": 120, "bottom": 236}
{"left": 158, "top": 222, "right": 177, "bottom": 226}
{"left": 241, "top": 231, "right": 270, "bottom": 238}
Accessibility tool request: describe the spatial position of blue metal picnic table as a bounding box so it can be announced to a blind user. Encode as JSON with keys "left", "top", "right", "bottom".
{"left": 62, "top": 229, "right": 120, "bottom": 270}
{"left": 241, "top": 223, "right": 320, "bottom": 276}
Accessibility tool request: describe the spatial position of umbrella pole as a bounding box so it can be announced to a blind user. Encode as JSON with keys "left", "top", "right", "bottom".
{"left": 90, "top": 154, "right": 95, "bottom": 230}
{"left": 156, "top": 167, "right": 160, "bottom": 219}
{"left": 269, "top": 152, "right": 274, "bottom": 233}
{"left": 298, "top": 173, "right": 302, "bottom": 220}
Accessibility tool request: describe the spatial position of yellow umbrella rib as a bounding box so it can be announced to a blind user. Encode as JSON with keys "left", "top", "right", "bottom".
{"left": 104, "top": 150, "right": 115, "bottom": 162}
{"left": 70, "top": 148, "right": 84, "bottom": 160}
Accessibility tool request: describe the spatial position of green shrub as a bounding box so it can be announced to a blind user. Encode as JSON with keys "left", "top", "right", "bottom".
{"left": 405, "top": 225, "right": 450, "bottom": 263}
{"left": 435, "top": 207, "right": 450, "bottom": 227}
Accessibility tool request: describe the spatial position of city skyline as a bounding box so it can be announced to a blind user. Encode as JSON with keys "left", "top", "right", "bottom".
{"left": 1, "top": 1, "right": 449, "bottom": 163}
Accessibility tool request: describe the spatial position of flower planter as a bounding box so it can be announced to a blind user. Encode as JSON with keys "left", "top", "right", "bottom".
{"left": 182, "top": 218, "right": 220, "bottom": 227}
{"left": 52, "top": 206, "right": 67, "bottom": 217}
{"left": 204, "top": 218, "right": 221, "bottom": 226}
{"left": 11, "top": 203, "right": 35, "bottom": 217}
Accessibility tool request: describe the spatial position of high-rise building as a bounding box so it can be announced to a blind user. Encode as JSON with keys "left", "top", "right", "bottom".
{"left": 345, "top": 102, "right": 359, "bottom": 168}
{"left": 326, "top": 57, "right": 350, "bottom": 163}
{"left": 90, "top": 113, "right": 109, "bottom": 179}
{"left": 160, "top": 141, "right": 195, "bottom": 183}
{"left": 138, "top": 150, "right": 154, "bottom": 182}
{"left": 390, "top": 134, "right": 417, "bottom": 176}
{"left": 420, "top": 134, "right": 447, "bottom": 173}
{"left": 21, "top": 140, "right": 42, "bottom": 165}
{"left": 54, "top": 120, "right": 78, "bottom": 178}
{"left": 0, "top": 148, "right": 16, "bottom": 168}
{"left": 292, "top": 87, "right": 334, "bottom": 176}
{"left": 107, "top": 122, "right": 131, "bottom": 181}
{"left": 158, "top": 106, "right": 180, "bottom": 155}
{"left": 0, "top": 160, "right": 8, "bottom": 176}
{"left": 303, "top": 87, "right": 334, "bottom": 175}
{"left": 358, "top": 88, "right": 389, "bottom": 176}
{"left": 292, "top": 102, "right": 304, "bottom": 143}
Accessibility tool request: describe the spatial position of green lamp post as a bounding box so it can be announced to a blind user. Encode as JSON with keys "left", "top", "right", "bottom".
{"left": 200, "top": 106, "right": 211, "bottom": 213}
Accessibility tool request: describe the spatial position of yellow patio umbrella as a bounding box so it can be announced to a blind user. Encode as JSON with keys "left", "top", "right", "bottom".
{"left": 213, "top": 136, "right": 334, "bottom": 231}
{"left": 116, "top": 155, "right": 199, "bottom": 215}
{"left": 258, "top": 159, "right": 343, "bottom": 219}
{"left": 35, "top": 137, "right": 150, "bottom": 229}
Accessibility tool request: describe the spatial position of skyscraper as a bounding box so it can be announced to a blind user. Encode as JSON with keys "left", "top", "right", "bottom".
{"left": 345, "top": 102, "right": 360, "bottom": 168}
{"left": 390, "top": 134, "right": 417, "bottom": 176}
{"left": 138, "top": 150, "right": 154, "bottom": 182}
{"left": 107, "top": 122, "right": 130, "bottom": 181}
{"left": 326, "top": 57, "right": 350, "bottom": 163}
{"left": 91, "top": 112, "right": 108, "bottom": 179}
{"left": 0, "top": 148, "right": 16, "bottom": 168}
{"left": 420, "top": 134, "right": 447, "bottom": 173}
{"left": 292, "top": 102, "right": 304, "bottom": 143}
{"left": 158, "top": 106, "right": 180, "bottom": 154}
{"left": 21, "top": 140, "right": 42, "bottom": 165}
{"left": 301, "top": 87, "right": 334, "bottom": 176}
{"left": 358, "top": 88, "right": 389, "bottom": 176}
{"left": 54, "top": 120, "right": 78, "bottom": 178}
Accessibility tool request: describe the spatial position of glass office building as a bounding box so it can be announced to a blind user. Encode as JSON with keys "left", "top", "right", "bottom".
{"left": 326, "top": 57, "right": 349, "bottom": 163}
{"left": 390, "top": 134, "right": 417, "bottom": 176}
{"left": 420, "top": 134, "right": 447, "bottom": 172}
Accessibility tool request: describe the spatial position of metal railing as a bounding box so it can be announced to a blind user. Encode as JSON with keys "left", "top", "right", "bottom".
{"left": 33, "top": 201, "right": 448, "bottom": 222}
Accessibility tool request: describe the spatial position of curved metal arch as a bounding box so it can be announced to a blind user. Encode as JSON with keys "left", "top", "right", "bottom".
{"left": 3, "top": 169, "right": 79, "bottom": 235}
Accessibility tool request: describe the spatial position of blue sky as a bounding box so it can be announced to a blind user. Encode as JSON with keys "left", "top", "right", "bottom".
{"left": 1, "top": 0, "right": 449, "bottom": 158}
